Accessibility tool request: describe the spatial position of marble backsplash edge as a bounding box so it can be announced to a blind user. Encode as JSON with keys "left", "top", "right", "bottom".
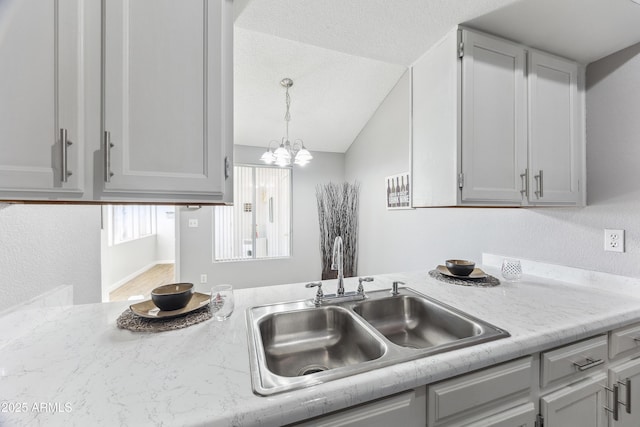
{"left": 482, "top": 253, "right": 640, "bottom": 295}
{"left": 0, "top": 284, "right": 74, "bottom": 318}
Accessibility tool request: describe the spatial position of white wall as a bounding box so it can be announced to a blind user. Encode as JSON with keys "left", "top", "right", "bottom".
{"left": 178, "top": 145, "right": 345, "bottom": 291}
{"left": 0, "top": 204, "right": 101, "bottom": 312}
{"left": 345, "top": 45, "right": 640, "bottom": 279}
{"left": 155, "top": 206, "right": 176, "bottom": 261}
{"left": 100, "top": 233, "right": 157, "bottom": 298}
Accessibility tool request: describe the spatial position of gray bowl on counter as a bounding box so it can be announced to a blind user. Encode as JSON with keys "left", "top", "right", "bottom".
{"left": 445, "top": 260, "right": 475, "bottom": 276}
{"left": 151, "top": 283, "right": 194, "bottom": 311}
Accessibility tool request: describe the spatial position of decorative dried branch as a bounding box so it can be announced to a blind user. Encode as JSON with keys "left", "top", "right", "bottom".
{"left": 316, "top": 181, "right": 360, "bottom": 279}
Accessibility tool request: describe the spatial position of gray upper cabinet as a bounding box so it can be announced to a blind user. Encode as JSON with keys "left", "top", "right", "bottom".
{"left": 0, "top": 0, "right": 84, "bottom": 198}
{"left": 527, "top": 51, "right": 582, "bottom": 205}
{"left": 412, "top": 27, "right": 585, "bottom": 207}
{"left": 102, "top": 0, "right": 232, "bottom": 202}
{"left": 0, "top": 0, "right": 233, "bottom": 203}
{"left": 460, "top": 30, "right": 527, "bottom": 205}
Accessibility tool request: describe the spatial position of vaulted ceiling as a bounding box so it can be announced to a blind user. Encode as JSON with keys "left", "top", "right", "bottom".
{"left": 234, "top": 0, "right": 640, "bottom": 154}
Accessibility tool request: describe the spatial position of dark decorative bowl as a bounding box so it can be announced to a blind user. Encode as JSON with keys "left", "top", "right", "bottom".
{"left": 151, "top": 283, "right": 194, "bottom": 311}
{"left": 445, "top": 260, "right": 475, "bottom": 276}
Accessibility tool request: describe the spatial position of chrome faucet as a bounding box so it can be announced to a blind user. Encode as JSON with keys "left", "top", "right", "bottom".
{"left": 331, "top": 236, "right": 344, "bottom": 295}
{"left": 305, "top": 276, "right": 374, "bottom": 307}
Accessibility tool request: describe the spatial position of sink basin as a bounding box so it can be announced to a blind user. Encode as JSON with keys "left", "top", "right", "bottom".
{"left": 353, "top": 295, "right": 481, "bottom": 349}
{"left": 246, "top": 287, "right": 509, "bottom": 395}
{"left": 259, "top": 306, "right": 385, "bottom": 377}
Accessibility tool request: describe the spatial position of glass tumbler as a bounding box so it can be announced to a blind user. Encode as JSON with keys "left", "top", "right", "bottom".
{"left": 501, "top": 259, "right": 522, "bottom": 282}
{"left": 210, "top": 284, "right": 234, "bottom": 321}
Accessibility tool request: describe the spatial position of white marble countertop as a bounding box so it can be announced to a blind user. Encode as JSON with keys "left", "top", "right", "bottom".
{"left": 3, "top": 263, "right": 640, "bottom": 427}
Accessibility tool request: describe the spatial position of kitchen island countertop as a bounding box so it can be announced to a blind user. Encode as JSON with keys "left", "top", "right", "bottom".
{"left": 2, "top": 264, "right": 640, "bottom": 426}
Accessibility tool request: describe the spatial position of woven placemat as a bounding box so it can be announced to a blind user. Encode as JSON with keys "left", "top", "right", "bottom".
{"left": 116, "top": 305, "right": 212, "bottom": 332}
{"left": 429, "top": 270, "right": 501, "bottom": 287}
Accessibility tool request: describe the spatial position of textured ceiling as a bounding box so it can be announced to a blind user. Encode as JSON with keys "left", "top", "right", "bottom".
{"left": 234, "top": 0, "right": 640, "bottom": 154}
{"left": 235, "top": 0, "right": 519, "bottom": 66}
{"left": 465, "top": 0, "right": 640, "bottom": 64}
{"left": 234, "top": 28, "right": 406, "bottom": 153}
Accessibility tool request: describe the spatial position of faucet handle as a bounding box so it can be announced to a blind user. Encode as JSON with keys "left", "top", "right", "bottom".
{"left": 391, "top": 281, "right": 405, "bottom": 296}
{"left": 305, "top": 282, "right": 323, "bottom": 305}
{"left": 357, "top": 277, "right": 374, "bottom": 294}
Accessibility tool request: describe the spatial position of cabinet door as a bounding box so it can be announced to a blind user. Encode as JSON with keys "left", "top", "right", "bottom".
{"left": 460, "top": 30, "right": 527, "bottom": 204}
{"left": 0, "top": 0, "right": 83, "bottom": 196}
{"left": 528, "top": 51, "right": 581, "bottom": 205}
{"left": 609, "top": 358, "right": 640, "bottom": 427}
{"left": 541, "top": 374, "right": 607, "bottom": 427}
{"left": 103, "top": 0, "right": 231, "bottom": 200}
{"left": 291, "top": 388, "right": 426, "bottom": 427}
{"left": 461, "top": 402, "right": 536, "bottom": 427}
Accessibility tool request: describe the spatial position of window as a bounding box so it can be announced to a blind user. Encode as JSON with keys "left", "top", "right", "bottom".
{"left": 107, "top": 205, "right": 156, "bottom": 245}
{"left": 214, "top": 165, "right": 291, "bottom": 261}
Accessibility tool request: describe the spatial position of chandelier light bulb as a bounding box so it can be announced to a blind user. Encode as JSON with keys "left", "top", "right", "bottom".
{"left": 260, "top": 150, "right": 275, "bottom": 164}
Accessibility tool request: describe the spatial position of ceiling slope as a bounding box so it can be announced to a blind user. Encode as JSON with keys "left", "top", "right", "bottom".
{"left": 234, "top": 28, "right": 406, "bottom": 153}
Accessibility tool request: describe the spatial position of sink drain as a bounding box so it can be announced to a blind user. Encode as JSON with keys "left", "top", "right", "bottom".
{"left": 298, "top": 365, "right": 328, "bottom": 376}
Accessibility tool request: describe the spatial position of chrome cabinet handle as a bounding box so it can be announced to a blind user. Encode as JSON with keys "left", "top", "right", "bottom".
{"left": 573, "top": 357, "right": 604, "bottom": 371}
{"left": 104, "top": 131, "right": 115, "bottom": 182}
{"left": 520, "top": 169, "right": 529, "bottom": 198}
{"left": 60, "top": 128, "right": 73, "bottom": 183}
{"left": 618, "top": 378, "right": 631, "bottom": 414}
{"left": 534, "top": 170, "right": 544, "bottom": 199}
{"left": 605, "top": 384, "right": 620, "bottom": 421}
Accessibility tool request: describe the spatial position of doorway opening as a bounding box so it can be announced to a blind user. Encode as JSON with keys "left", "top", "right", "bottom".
{"left": 100, "top": 205, "right": 177, "bottom": 302}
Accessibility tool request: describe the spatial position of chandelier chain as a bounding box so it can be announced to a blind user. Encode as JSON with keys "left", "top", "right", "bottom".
{"left": 284, "top": 86, "right": 291, "bottom": 141}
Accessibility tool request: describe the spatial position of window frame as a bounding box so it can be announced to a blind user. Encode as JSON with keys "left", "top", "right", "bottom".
{"left": 106, "top": 205, "right": 157, "bottom": 246}
{"left": 213, "top": 163, "right": 293, "bottom": 263}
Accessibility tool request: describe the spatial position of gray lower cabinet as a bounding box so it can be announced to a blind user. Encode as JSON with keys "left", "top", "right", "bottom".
{"left": 608, "top": 358, "right": 640, "bottom": 426}
{"left": 291, "top": 387, "right": 426, "bottom": 427}
{"left": 538, "top": 335, "right": 609, "bottom": 427}
{"left": 608, "top": 321, "right": 640, "bottom": 426}
{"left": 461, "top": 403, "right": 536, "bottom": 427}
{"left": 540, "top": 374, "right": 608, "bottom": 427}
{"left": 427, "top": 357, "right": 534, "bottom": 426}
{"left": 292, "top": 322, "right": 640, "bottom": 426}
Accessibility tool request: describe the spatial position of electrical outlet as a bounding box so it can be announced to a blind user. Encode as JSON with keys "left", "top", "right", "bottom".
{"left": 604, "top": 229, "right": 625, "bottom": 253}
{"left": 188, "top": 219, "right": 198, "bottom": 228}
{"left": 200, "top": 274, "right": 208, "bottom": 284}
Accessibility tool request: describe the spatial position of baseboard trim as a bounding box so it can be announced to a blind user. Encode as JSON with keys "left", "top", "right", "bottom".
{"left": 107, "top": 262, "right": 163, "bottom": 293}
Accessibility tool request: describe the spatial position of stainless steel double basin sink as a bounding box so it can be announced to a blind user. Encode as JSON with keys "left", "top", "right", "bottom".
{"left": 246, "top": 287, "right": 509, "bottom": 395}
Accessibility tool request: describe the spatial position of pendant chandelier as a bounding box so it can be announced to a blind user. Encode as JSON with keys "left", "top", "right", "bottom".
{"left": 260, "top": 78, "right": 313, "bottom": 167}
